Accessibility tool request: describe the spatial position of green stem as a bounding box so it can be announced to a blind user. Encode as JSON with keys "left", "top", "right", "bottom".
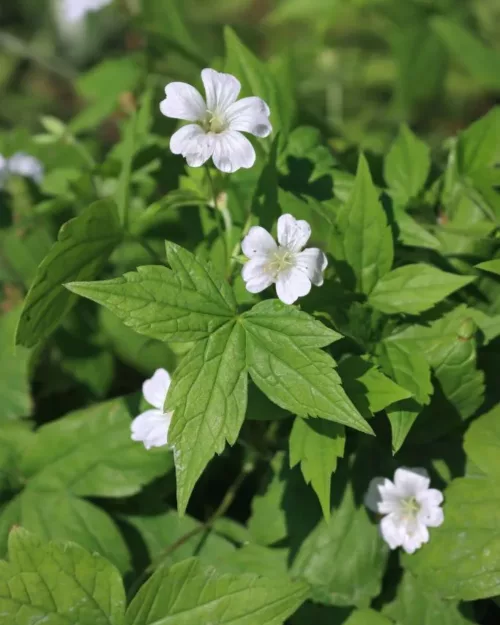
{"left": 204, "top": 165, "right": 232, "bottom": 271}
{"left": 127, "top": 465, "right": 252, "bottom": 600}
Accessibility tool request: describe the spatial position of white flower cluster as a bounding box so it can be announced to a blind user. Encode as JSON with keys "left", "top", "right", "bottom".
{"left": 0, "top": 153, "right": 44, "bottom": 188}
{"left": 56, "top": 0, "right": 113, "bottom": 26}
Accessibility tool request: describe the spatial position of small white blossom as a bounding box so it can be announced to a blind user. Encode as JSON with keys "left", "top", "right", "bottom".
{"left": 131, "top": 368, "right": 173, "bottom": 450}
{"left": 8, "top": 153, "right": 44, "bottom": 184}
{"left": 160, "top": 68, "right": 272, "bottom": 173}
{"left": 365, "top": 467, "right": 444, "bottom": 554}
{"left": 241, "top": 214, "right": 327, "bottom": 305}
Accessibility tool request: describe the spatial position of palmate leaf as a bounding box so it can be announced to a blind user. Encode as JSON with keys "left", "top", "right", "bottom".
{"left": 16, "top": 199, "right": 123, "bottom": 348}
{"left": 67, "top": 242, "right": 236, "bottom": 343}
{"left": 19, "top": 397, "right": 173, "bottom": 498}
{"left": 125, "top": 557, "right": 309, "bottom": 625}
{"left": 69, "top": 246, "right": 370, "bottom": 512}
{"left": 166, "top": 321, "right": 248, "bottom": 515}
{"left": 0, "top": 529, "right": 125, "bottom": 625}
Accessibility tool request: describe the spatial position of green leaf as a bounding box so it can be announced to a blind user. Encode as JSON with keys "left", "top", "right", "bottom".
{"left": 166, "top": 321, "right": 247, "bottom": 515}
{"left": 431, "top": 18, "right": 500, "bottom": 91}
{"left": 0, "top": 308, "right": 32, "bottom": 420}
{"left": 464, "top": 403, "right": 500, "bottom": 481}
{"left": 338, "top": 355, "right": 412, "bottom": 413}
{"left": 0, "top": 489, "right": 130, "bottom": 573}
{"left": 344, "top": 610, "right": 394, "bottom": 625}
{"left": 116, "top": 111, "right": 138, "bottom": 228}
{"left": 224, "top": 27, "right": 290, "bottom": 137}
{"left": 394, "top": 207, "right": 441, "bottom": 251}
{"left": 393, "top": 306, "right": 485, "bottom": 420}
{"left": 404, "top": 475, "right": 500, "bottom": 600}
{"left": 0, "top": 528, "right": 125, "bottom": 625}
{"left": 289, "top": 417, "right": 345, "bottom": 519}
{"left": 16, "top": 200, "right": 122, "bottom": 348}
{"left": 335, "top": 154, "right": 393, "bottom": 294}
{"left": 456, "top": 107, "right": 500, "bottom": 176}
{"left": 125, "top": 510, "right": 236, "bottom": 569}
{"left": 292, "top": 473, "right": 388, "bottom": 607}
{"left": 20, "top": 397, "right": 172, "bottom": 497}
{"left": 242, "top": 301, "right": 372, "bottom": 434}
{"left": 383, "top": 572, "right": 475, "bottom": 625}
{"left": 384, "top": 125, "right": 431, "bottom": 204}
{"left": 369, "top": 264, "right": 474, "bottom": 315}
{"left": 125, "top": 557, "right": 309, "bottom": 625}
{"left": 476, "top": 259, "right": 500, "bottom": 276}
{"left": 67, "top": 242, "right": 236, "bottom": 343}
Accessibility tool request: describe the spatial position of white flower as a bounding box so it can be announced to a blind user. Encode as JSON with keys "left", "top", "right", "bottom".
{"left": 8, "top": 153, "right": 44, "bottom": 184}
{"left": 160, "top": 68, "right": 272, "bottom": 173}
{"left": 0, "top": 155, "right": 8, "bottom": 188}
{"left": 131, "top": 368, "right": 173, "bottom": 450}
{"left": 365, "top": 467, "right": 444, "bottom": 554}
{"left": 241, "top": 214, "right": 328, "bottom": 305}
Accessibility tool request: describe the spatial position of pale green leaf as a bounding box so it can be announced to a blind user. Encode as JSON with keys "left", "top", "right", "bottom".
{"left": 464, "top": 403, "right": 500, "bottom": 480}
{"left": 369, "top": 264, "right": 474, "bottom": 315}
{"left": 0, "top": 528, "right": 125, "bottom": 625}
{"left": 0, "top": 489, "right": 130, "bottom": 573}
{"left": 404, "top": 475, "right": 500, "bottom": 600}
{"left": 335, "top": 154, "right": 393, "bottom": 294}
{"left": 384, "top": 572, "right": 476, "bottom": 625}
{"left": 344, "top": 609, "right": 394, "bottom": 625}
{"left": 20, "top": 397, "right": 172, "bottom": 498}
{"left": 456, "top": 106, "right": 500, "bottom": 176}
{"left": 476, "top": 259, "right": 500, "bottom": 276}
{"left": 125, "top": 557, "right": 309, "bottom": 625}
{"left": 166, "top": 321, "right": 247, "bottom": 514}
{"left": 0, "top": 308, "right": 32, "bottom": 420}
{"left": 289, "top": 417, "right": 345, "bottom": 518}
{"left": 242, "top": 301, "right": 372, "bottom": 434}
{"left": 394, "top": 207, "right": 441, "bottom": 251}
{"left": 292, "top": 475, "right": 388, "bottom": 607}
{"left": 67, "top": 242, "right": 236, "bottom": 343}
{"left": 384, "top": 125, "right": 430, "bottom": 204}
{"left": 16, "top": 200, "right": 122, "bottom": 347}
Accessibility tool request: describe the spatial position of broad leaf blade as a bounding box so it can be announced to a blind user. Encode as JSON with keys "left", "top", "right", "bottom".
{"left": 125, "top": 557, "right": 309, "bottom": 625}
{"left": 464, "top": 403, "right": 500, "bottom": 480}
{"left": 335, "top": 154, "right": 393, "bottom": 294}
{"left": 0, "top": 528, "right": 125, "bottom": 625}
{"left": 289, "top": 417, "right": 345, "bottom": 519}
{"left": 242, "top": 304, "right": 372, "bottom": 434}
{"left": 20, "top": 397, "right": 173, "bottom": 497}
{"left": 0, "top": 308, "right": 32, "bottom": 420}
{"left": 67, "top": 244, "right": 235, "bottom": 343}
{"left": 167, "top": 321, "right": 247, "bottom": 514}
{"left": 16, "top": 199, "right": 122, "bottom": 347}
{"left": 369, "top": 264, "right": 474, "bottom": 315}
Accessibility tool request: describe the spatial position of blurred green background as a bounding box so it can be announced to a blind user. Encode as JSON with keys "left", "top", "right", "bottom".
{"left": 0, "top": 0, "right": 499, "bottom": 152}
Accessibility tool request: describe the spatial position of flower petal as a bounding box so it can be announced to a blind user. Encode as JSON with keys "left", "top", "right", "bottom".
{"left": 170, "top": 125, "right": 215, "bottom": 168}
{"left": 130, "top": 409, "right": 172, "bottom": 450}
{"left": 225, "top": 97, "right": 272, "bottom": 137}
{"left": 202, "top": 69, "right": 241, "bottom": 114}
{"left": 241, "top": 226, "right": 277, "bottom": 259}
{"left": 364, "top": 477, "right": 386, "bottom": 513}
{"left": 275, "top": 267, "right": 311, "bottom": 305}
{"left": 160, "top": 82, "right": 206, "bottom": 121}
{"left": 393, "top": 467, "right": 430, "bottom": 498}
{"left": 8, "top": 153, "right": 44, "bottom": 183}
{"left": 418, "top": 504, "right": 444, "bottom": 528}
{"left": 295, "top": 248, "right": 328, "bottom": 286}
{"left": 242, "top": 258, "right": 275, "bottom": 294}
{"left": 212, "top": 130, "right": 255, "bottom": 173}
{"left": 142, "top": 368, "right": 171, "bottom": 410}
{"left": 401, "top": 521, "right": 429, "bottom": 554}
{"left": 380, "top": 513, "right": 405, "bottom": 550}
{"left": 277, "top": 214, "right": 311, "bottom": 252}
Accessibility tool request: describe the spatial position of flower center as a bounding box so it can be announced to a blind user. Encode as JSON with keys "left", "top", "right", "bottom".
{"left": 268, "top": 247, "right": 295, "bottom": 276}
{"left": 401, "top": 496, "right": 420, "bottom": 519}
{"left": 202, "top": 110, "right": 227, "bottom": 134}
